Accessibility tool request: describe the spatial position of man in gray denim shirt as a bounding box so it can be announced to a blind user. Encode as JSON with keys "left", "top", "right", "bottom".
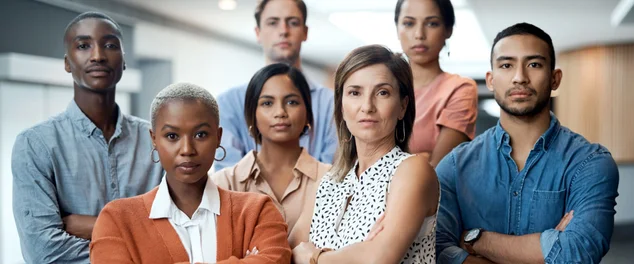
{"left": 11, "top": 12, "right": 163, "bottom": 263}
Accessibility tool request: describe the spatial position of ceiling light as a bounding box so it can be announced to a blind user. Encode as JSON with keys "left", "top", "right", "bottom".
{"left": 219, "top": 0, "right": 237, "bottom": 11}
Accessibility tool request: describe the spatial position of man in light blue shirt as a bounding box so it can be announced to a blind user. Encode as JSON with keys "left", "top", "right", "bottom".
{"left": 12, "top": 12, "right": 162, "bottom": 263}
{"left": 435, "top": 23, "right": 619, "bottom": 264}
{"left": 214, "top": 0, "right": 336, "bottom": 170}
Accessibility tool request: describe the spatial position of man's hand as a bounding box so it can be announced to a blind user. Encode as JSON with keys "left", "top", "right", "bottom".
{"left": 62, "top": 214, "right": 97, "bottom": 240}
{"left": 555, "top": 210, "right": 574, "bottom": 231}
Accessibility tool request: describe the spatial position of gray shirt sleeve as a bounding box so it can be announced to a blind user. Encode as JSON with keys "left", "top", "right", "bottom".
{"left": 12, "top": 131, "right": 89, "bottom": 264}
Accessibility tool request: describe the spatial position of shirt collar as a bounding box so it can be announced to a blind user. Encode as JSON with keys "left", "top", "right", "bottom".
{"left": 149, "top": 174, "right": 220, "bottom": 220}
{"left": 495, "top": 111, "right": 560, "bottom": 151}
{"left": 66, "top": 100, "right": 124, "bottom": 138}
{"left": 236, "top": 148, "right": 318, "bottom": 183}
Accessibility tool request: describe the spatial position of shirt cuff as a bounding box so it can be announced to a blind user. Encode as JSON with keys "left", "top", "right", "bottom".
{"left": 540, "top": 229, "right": 560, "bottom": 262}
{"left": 438, "top": 245, "right": 469, "bottom": 264}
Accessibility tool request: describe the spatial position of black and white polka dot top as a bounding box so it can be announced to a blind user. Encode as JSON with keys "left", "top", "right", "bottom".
{"left": 309, "top": 146, "right": 437, "bottom": 264}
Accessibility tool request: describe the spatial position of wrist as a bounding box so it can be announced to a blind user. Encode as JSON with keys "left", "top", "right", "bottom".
{"left": 310, "top": 247, "right": 332, "bottom": 264}
{"left": 464, "top": 228, "right": 485, "bottom": 255}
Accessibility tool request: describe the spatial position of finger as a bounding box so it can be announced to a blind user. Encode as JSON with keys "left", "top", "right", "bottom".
{"left": 555, "top": 211, "right": 570, "bottom": 231}
{"left": 366, "top": 225, "right": 384, "bottom": 241}
{"left": 560, "top": 211, "right": 574, "bottom": 230}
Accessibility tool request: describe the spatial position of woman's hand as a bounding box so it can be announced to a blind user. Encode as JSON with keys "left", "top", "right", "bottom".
{"left": 292, "top": 242, "right": 318, "bottom": 264}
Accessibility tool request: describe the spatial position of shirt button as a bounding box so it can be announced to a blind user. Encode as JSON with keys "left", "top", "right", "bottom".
{"left": 513, "top": 191, "right": 518, "bottom": 196}
{"left": 110, "top": 183, "right": 116, "bottom": 189}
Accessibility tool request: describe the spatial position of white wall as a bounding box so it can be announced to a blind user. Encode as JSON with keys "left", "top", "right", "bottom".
{"left": 133, "top": 22, "right": 330, "bottom": 97}
{"left": 615, "top": 165, "right": 634, "bottom": 225}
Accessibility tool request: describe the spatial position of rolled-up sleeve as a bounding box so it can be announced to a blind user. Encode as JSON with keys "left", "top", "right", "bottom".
{"left": 12, "top": 131, "right": 90, "bottom": 263}
{"left": 435, "top": 152, "right": 469, "bottom": 264}
{"left": 436, "top": 81, "right": 478, "bottom": 140}
{"left": 540, "top": 151, "right": 619, "bottom": 263}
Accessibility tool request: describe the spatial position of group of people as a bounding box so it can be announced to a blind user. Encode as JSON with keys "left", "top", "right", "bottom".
{"left": 11, "top": 0, "right": 619, "bottom": 263}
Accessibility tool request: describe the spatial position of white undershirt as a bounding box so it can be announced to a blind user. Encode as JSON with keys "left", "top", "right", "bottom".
{"left": 149, "top": 176, "right": 220, "bottom": 263}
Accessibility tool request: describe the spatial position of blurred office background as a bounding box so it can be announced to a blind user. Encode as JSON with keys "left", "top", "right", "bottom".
{"left": 0, "top": 0, "right": 633, "bottom": 263}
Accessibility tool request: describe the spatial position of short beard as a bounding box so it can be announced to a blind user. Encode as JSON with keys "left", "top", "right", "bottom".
{"left": 496, "top": 89, "right": 551, "bottom": 117}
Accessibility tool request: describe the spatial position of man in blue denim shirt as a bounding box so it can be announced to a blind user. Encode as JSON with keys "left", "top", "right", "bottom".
{"left": 12, "top": 12, "right": 162, "bottom": 263}
{"left": 435, "top": 23, "right": 619, "bottom": 264}
{"left": 214, "top": 0, "right": 336, "bottom": 171}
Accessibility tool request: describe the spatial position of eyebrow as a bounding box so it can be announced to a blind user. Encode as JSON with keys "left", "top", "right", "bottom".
{"left": 160, "top": 123, "right": 211, "bottom": 131}
{"left": 402, "top": 15, "right": 442, "bottom": 20}
{"left": 259, "top": 94, "right": 301, "bottom": 100}
{"left": 346, "top": 83, "right": 394, "bottom": 89}
{"left": 72, "top": 34, "right": 120, "bottom": 42}
{"left": 496, "top": 55, "right": 547, "bottom": 62}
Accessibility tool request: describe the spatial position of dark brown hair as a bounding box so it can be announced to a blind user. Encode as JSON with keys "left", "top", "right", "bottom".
{"left": 244, "top": 63, "right": 314, "bottom": 145}
{"left": 394, "top": 0, "right": 455, "bottom": 29}
{"left": 331, "top": 45, "right": 415, "bottom": 181}
{"left": 254, "top": 0, "right": 308, "bottom": 27}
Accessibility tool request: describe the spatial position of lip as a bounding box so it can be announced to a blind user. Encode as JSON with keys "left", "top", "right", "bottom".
{"left": 509, "top": 90, "right": 534, "bottom": 98}
{"left": 271, "top": 123, "right": 291, "bottom": 130}
{"left": 275, "top": 41, "right": 291, "bottom": 48}
{"left": 86, "top": 66, "right": 112, "bottom": 77}
{"left": 358, "top": 119, "right": 379, "bottom": 126}
{"left": 176, "top": 161, "right": 201, "bottom": 174}
{"left": 411, "top": 44, "right": 429, "bottom": 53}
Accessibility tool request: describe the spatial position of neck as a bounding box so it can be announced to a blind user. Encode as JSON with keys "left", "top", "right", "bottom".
{"left": 355, "top": 136, "right": 395, "bottom": 177}
{"left": 258, "top": 139, "right": 302, "bottom": 169}
{"left": 500, "top": 108, "right": 552, "bottom": 149}
{"left": 166, "top": 175, "right": 206, "bottom": 218}
{"left": 73, "top": 85, "right": 118, "bottom": 140}
{"left": 266, "top": 57, "right": 302, "bottom": 70}
{"left": 411, "top": 59, "right": 443, "bottom": 89}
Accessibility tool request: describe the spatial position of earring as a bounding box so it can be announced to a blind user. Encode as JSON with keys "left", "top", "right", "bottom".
{"left": 215, "top": 146, "right": 227, "bottom": 161}
{"left": 303, "top": 123, "right": 312, "bottom": 135}
{"left": 151, "top": 147, "right": 160, "bottom": 163}
{"left": 396, "top": 120, "right": 406, "bottom": 143}
{"left": 249, "top": 125, "right": 259, "bottom": 138}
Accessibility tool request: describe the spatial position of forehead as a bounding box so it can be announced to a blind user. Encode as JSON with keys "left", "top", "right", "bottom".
{"left": 400, "top": 0, "right": 441, "bottom": 18}
{"left": 345, "top": 64, "right": 397, "bottom": 86}
{"left": 261, "top": 74, "right": 299, "bottom": 95}
{"left": 65, "top": 18, "right": 121, "bottom": 41}
{"left": 493, "top": 34, "right": 550, "bottom": 61}
{"left": 157, "top": 99, "right": 218, "bottom": 126}
{"left": 261, "top": 0, "right": 303, "bottom": 19}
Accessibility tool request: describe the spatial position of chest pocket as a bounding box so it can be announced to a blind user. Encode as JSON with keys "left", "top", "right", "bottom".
{"left": 528, "top": 189, "right": 567, "bottom": 233}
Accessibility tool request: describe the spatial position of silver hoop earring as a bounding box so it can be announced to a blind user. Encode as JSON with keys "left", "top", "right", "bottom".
{"left": 396, "top": 120, "right": 406, "bottom": 143}
{"left": 215, "top": 145, "right": 227, "bottom": 161}
{"left": 151, "top": 147, "right": 160, "bottom": 163}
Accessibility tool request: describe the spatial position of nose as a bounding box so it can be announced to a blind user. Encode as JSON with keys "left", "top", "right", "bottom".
{"left": 360, "top": 94, "right": 376, "bottom": 114}
{"left": 90, "top": 45, "right": 107, "bottom": 63}
{"left": 512, "top": 66, "right": 529, "bottom": 85}
{"left": 274, "top": 102, "right": 289, "bottom": 118}
{"left": 278, "top": 21, "right": 289, "bottom": 37}
{"left": 179, "top": 136, "right": 196, "bottom": 156}
{"left": 414, "top": 23, "right": 426, "bottom": 40}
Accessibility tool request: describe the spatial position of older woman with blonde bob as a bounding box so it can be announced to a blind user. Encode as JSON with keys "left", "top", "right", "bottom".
{"left": 292, "top": 45, "right": 440, "bottom": 264}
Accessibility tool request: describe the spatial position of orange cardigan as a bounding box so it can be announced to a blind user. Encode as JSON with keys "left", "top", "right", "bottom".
{"left": 90, "top": 187, "right": 291, "bottom": 264}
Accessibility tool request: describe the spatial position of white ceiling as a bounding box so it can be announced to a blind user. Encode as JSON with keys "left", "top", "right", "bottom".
{"left": 112, "top": 0, "right": 634, "bottom": 75}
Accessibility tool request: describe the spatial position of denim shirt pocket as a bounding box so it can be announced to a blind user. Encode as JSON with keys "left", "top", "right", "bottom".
{"left": 528, "top": 189, "right": 567, "bottom": 233}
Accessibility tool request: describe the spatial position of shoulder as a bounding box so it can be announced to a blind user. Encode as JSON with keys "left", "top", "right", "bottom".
{"left": 122, "top": 114, "right": 152, "bottom": 131}
{"left": 395, "top": 154, "right": 436, "bottom": 185}
{"left": 221, "top": 188, "right": 272, "bottom": 209}
{"left": 556, "top": 125, "right": 617, "bottom": 175}
{"left": 443, "top": 73, "right": 477, "bottom": 90}
{"left": 17, "top": 112, "right": 71, "bottom": 141}
{"left": 99, "top": 194, "right": 148, "bottom": 222}
{"left": 217, "top": 84, "right": 248, "bottom": 102}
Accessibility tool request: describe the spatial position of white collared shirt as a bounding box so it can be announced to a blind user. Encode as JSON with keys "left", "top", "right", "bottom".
{"left": 149, "top": 176, "right": 220, "bottom": 263}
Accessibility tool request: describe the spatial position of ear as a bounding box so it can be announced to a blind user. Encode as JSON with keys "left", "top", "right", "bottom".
{"left": 400, "top": 95, "right": 409, "bottom": 118}
{"left": 302, "top": 25, "right": 309, "bottom": 42}
{"left": 485, "top": 71, "right": 494, "bottom": 92}
{"left": 255, "top": 26, "right": 261, "bottom": 44}
{"left": 551, "top": 69, "right": 563, "bottom": 92}
{"left": 445, "top": 27, "right": 454, "bottom": 39}
{"left": 149, "top": 129, "right": 157, "bottom": 147}
{"left": 64, "top": 54, "right": 71, "bottom": 73}
{"left": 123, "top": 61, "right": 127, "bottom": 71}
{"left": 216, "top": 127, "right": 223, "bottom": 148}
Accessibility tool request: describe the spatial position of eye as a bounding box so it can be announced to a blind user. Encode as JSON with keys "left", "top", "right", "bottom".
{"left": 267, "top": 20, "right": 277, "bottom": 26}
{"left": 348, "top": 90, "right": 360, "bottom": 96}
{"left": 105, "top": 43, "right": 119, "bottom": 49}
{"left": 402, "top": 21, "right": 414, "bottom": 27}
{"left": 289, "top": 19, "right": 301, "bottom": 27}
{"left": 77, "top": 43, "right": 90, "bottom": 50}
{"left": 195, "top": 131, "right": 208, "bottom": 139}
{"left": 260, "top": 101, "right": 273, "bottom": 107}
{"left": 165, "top": 133, "right": 178, "bottom": 140}
{"left": 287, "top": 100, "right": 300, "bottom": 105}
{"left": 528, "top": 62, "right": 542, "bottom": 68}
{"left": 378, "top": 90, "right": 390, "bottom": 96}
{"left": 499, "top": 63, "right": 511, "bottom": 69}
{"left": 425, "top": 21, "right": 440, "bottom": 27}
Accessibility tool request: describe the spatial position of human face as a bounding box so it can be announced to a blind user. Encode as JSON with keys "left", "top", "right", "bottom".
{"left": 486, "top": 34, "right": 562, "bottom": 117}
{"left": 342, "top": 64, "right": 408, "bottom": 145}
{"left": 150, "top": 100, "right": 222, "bottom": 185}
{"left": 397, "top": 0, "right": 451, "bottom": 66}
{"left": 64, "top": 18, "right": 125, "bottom": 93}
{"left": 255, "top": 0, "right": 308, "bottom": 65}
{"left": 256, "top": 74, "right": 307, "bottom": 144}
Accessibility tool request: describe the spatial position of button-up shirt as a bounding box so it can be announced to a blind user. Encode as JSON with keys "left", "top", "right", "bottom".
{"left": 214, "top": 80, "right": 336, "bottom": 171}
{"left": 435, "top": 112, "right": 619, "bottom": 264}
{"left": 150, "top": 176, "right": 220, "bottom": 263}
{"left": 12, "top": 100, "right": 163, "bottom": 264}
{"left": 212, "top": 148, "right": 330, "bottom": 235}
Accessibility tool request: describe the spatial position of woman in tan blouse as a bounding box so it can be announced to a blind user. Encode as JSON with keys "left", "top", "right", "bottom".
{"left": 212, "top": 63, "right": 330, "bottom": 247}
